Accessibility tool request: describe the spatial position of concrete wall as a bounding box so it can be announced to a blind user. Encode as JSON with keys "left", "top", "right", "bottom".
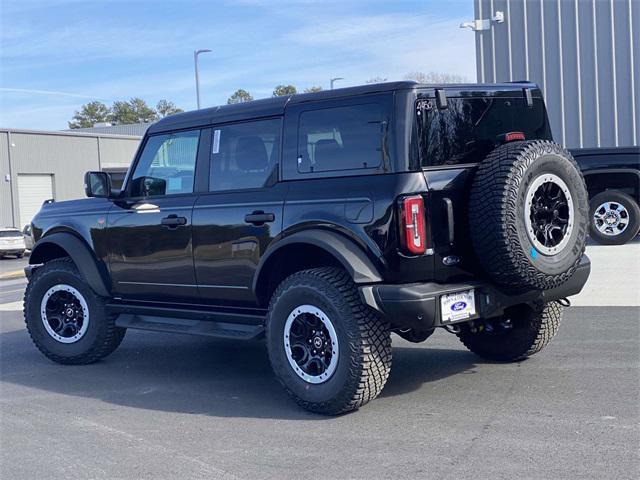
{"left": 474, "top": 0, "right": 638, "bottom": 149}
{"left": 0, "top": 129, "right": 140, "bottom": 227}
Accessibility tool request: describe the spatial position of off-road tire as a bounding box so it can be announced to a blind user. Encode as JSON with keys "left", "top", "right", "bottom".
{"left": 24, "top": 258, "right": 125, "bottom": 365}
{"left": 457, "top": 302, "right": 563, "bottom": 362}
{"left": 266, "top": 267, "right": 392, "bottom": 415}
{"left": 589, "top": 190, "right": 640, "bottom": 245}
{"left": 469, "top": 140, "right": 589, "bottom": 291}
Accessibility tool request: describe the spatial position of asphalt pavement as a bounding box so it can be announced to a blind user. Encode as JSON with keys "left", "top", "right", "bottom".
{"left": 0, "top": 245, "right": 638, "bottom": 480}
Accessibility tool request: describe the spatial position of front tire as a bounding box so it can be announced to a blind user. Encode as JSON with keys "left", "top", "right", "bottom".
{"left": 589, "top": 190, "right": 640, "bottom": 245}
{"left": 24, "top": 258, "right": 125, "bottom": 365}
{"left": 266, "top": 267, "right": 392, "bottom": 415}
{"left": 457, "top": 302, "right": 563, "bottom": 362}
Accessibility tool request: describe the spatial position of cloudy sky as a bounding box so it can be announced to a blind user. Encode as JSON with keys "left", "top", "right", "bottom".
{"left": 0, "top": 0, "right": 476, "bottom": 130}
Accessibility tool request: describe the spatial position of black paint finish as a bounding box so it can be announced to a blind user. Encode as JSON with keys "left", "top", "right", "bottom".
{"left": 28, "top": 81, "right": 566, "bottom": 324}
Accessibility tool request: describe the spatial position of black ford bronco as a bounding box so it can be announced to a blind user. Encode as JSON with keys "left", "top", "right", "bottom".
{"left": 24, "top": 82, "right": 591, "bottom": 415}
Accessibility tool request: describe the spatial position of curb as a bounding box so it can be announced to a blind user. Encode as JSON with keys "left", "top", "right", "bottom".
{"left": 0, "top": 270, "right": 25, "bottom": 281}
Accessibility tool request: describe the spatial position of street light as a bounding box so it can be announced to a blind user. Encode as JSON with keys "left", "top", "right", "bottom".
{"left": 194, "top": 49, "right": 212, "bottom": 109}
{"left": 330, "top": 77, "right": 344, "bottom": 90}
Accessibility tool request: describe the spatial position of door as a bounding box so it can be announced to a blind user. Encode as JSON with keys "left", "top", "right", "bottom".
{"left": 107, "top": 129, "right": 202, "bottom": 302}
{"left": 17, "top": 174, "right": 54, "bottom": 228}
{"left": 192, "top": 118, "right": 285, "bottom": 307}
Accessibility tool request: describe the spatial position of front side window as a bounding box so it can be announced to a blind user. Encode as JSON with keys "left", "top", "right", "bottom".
{"left": 129, "top": 129, "right": 200, "bottom": 197}
{"left": 297, "top": 103, "right": 383, "bottom": 173}
{"left": 210, "top": 118, "right": 281, "bottom": 191}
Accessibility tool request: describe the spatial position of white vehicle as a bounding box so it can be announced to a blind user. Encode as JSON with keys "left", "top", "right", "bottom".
{"left": 0, "top": 227, "right": 26, "bottom": 259}
{"left": 22, "top": 224, "right": 35, "bottom": 250}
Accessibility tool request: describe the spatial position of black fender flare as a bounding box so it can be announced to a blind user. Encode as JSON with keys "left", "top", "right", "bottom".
{"left": 29, "top": 232, "right": 111, "bottom": 297}
{"left": 252, "top": 229, "right": 383, "bottom": 294}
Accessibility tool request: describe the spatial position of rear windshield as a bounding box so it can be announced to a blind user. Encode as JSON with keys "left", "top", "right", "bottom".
{"left": 417, "top": 96, "right": 552, "bottom": 167}
{"left": 0, "top": 231, "right": 21, "bottom": 238}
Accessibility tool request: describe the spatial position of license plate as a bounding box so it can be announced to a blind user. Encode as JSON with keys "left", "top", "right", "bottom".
{"left": 440, "top": 290, "right": 476, "bottom": 323}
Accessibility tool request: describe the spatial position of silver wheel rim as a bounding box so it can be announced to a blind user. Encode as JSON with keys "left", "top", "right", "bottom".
{"left": 593, "top": 201, "right": 630, "bottom": 236}
{"left": 40, "top": 284, "right": 89, "bottom": 344}
{"left": 283, "top": 305, "right": 339, "bottom": 384}
{"left": 524, "top": 173, "right": 574, "bottom": 256}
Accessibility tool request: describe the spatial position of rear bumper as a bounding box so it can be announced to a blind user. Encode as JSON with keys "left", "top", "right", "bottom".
{"left": 360, "top": 255, "right": 591, "bottom": 330}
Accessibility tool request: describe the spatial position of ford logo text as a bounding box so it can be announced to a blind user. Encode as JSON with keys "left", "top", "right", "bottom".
{"left": 451, "top": 301, "right": 467, "bottom": 311}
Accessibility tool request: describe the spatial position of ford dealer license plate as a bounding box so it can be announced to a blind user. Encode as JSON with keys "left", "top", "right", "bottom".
{"left": 441, "top": 290, "right": 476, "bottom": 323}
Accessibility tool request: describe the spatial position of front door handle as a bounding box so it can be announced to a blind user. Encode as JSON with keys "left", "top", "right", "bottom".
{"left": 161, "top": 214, "right": 187, "bottom": 228}
{"left": 245, "top": 211, "right": 275, "bottom": 226}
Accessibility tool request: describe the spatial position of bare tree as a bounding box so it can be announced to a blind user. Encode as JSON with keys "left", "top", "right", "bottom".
{"left": 404, "top": 71, "right": 468, "bottom": 84}
{"left": 366, "top": 76, "right": 388, "bottom": 84}
{"left": 303, "top": 86, "right": 323, "bottom": 93}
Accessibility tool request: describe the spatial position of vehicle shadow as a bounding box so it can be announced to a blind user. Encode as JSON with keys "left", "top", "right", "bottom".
{"left": 0, "top": 327, "right": 480, "bottom": 420}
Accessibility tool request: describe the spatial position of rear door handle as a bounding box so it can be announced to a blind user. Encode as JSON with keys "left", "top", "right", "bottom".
{"left": 161, "top": 214, "right": 187, "bottom": 228}
{"left": 244, "top": 211, "right": 275, "bottom": 226}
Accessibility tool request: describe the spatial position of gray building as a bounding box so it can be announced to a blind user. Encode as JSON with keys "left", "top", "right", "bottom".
{"left": 471, "top": 0, "right": 638, "bottom": 149}
{"left": 1, "top": 128, "right": 141, "bottom": 229}
{"left": 68, "top": 122, "right": 151, "bottom": 137}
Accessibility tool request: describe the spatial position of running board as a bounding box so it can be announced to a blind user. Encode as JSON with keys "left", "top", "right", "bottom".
{"left": 115, "top": 314, "right": 265, "bottom": 340}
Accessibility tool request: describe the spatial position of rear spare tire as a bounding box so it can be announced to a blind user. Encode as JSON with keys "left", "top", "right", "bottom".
{"left": 469, "top": 140, "right": 588, "bottom": 291}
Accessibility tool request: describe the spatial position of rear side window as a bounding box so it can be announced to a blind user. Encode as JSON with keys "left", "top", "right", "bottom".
{"left": 297, "top": 104, "right": 383, "bottom": 173}
{"left": 418, "top": 97, "right": 551, "bottom": 167}
{"left": 210, "top": 118, "right": 280, "bottom": 191}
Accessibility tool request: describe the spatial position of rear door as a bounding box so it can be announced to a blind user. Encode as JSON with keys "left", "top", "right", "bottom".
{"left": 192, "top": 117, "right": 286, "bottom": 307}
{"left": 107, "top": 128, "right": 203, "bottom": 302}
{"left": 416, "top": 90, "right": 552, "bottom": 281}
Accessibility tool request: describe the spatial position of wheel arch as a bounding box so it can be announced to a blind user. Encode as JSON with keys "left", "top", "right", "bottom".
{"left": 583, "top": 169, "right": 640, "bottom": 202}
{"left": 29, "top": 232, "right": 111, "bottom": 297}
{"left": 253, "top": 230, "right": 383, "bottom": 306}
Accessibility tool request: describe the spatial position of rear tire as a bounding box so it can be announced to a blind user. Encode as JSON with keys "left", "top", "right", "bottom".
{"left": 266, "top": 267, "right": 392, "bottom": 415}
{"left": 24, "top": 258, "right": 125, "bottom": 365}
{"left": 589, "top": 190, "right": 640, "bottom": 245}
{"left": 457, "top": 302, "right": 563, "bottom": 362}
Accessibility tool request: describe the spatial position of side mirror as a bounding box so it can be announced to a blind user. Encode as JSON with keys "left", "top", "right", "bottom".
{"left": 84, "top": 171, "right": 111, "bottom": 198}
{"left": 130, "top": 176, "right": 166, "bottom": 197}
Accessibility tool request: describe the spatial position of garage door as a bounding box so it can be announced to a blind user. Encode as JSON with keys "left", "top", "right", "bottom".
{"left": 17, "top": 174, "right": 54, "bottom": 229}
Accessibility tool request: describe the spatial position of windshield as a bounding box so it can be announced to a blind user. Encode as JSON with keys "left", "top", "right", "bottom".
{"left": 417, "top": 95, "right": 552, "bottom": 167}
{"left": 0, "top": 230, "right": 22, "bottom": 238}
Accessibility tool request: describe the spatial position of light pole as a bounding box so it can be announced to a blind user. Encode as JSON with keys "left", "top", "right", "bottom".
{"left": 194, "top": 49, "right": 212, "bottom": 109}
{"left": 330, "top": 77, "right": 344, "bottom": 90}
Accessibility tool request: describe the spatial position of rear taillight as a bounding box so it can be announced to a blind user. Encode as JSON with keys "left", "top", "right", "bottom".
{"left": 400, "top": 195, "right": 427, "bottom": 255}
{"left": 498, "top": 131, "right": 526, "bottom": 143}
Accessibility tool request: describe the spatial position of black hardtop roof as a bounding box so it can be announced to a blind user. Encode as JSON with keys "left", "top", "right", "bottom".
{"left": 147, "top": 80, "right": 538, "bottom": 134}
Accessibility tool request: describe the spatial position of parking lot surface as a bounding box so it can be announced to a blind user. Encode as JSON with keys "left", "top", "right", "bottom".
{"left": 1, "top": 245, "right": 638, "bottom": 479}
